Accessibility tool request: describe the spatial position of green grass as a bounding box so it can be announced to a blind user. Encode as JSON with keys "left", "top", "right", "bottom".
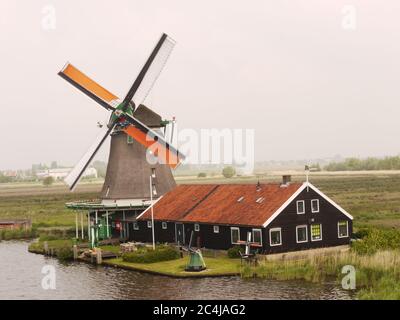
{"left": 0, "top": 182, "right": 101, "bottom": 227}
{"left": 105, "top": 256, "right": 241, "bottom": 277}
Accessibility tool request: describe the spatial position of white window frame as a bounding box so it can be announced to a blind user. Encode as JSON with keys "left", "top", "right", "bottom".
{"left": 162, "top": 222, "right": 167, "bottom": 230}
{"left": 252, "top": 228, "right": 263, "bottom": 245}
{"left": 311, "top": 199, "right": 320, "bottom": 213}
{"left": 133, "top": 222, "right": 139, "bottom": 230}
{"left": 213, "top": 225, "right": 219, "bottom": 233}
{"left": 194, "top": 223, "right": 200, "bottom": 232}
{"left": 296, "top": 225, "right": 308, "bottom": 243}
{"left": 310, "top": 224, "right": 323, "bottom": 242}
{"left": 147, "top": 220, "right": 152, "bottom": 228}
{"left": 296, "top": 200, "right": 305, "bottom": 214}
{"left": 337, "top": 221, "right": 349, "bottom": 238}
{"left": 269, "top": 227, "right": 282, "bottom": 246}
{"left": 230, "top": 227, "right": 240, "bottom": 244}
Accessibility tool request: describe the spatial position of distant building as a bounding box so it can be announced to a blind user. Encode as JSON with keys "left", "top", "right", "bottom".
{"left": 0, "top": 219, "right": 31, "bottom": 230}
{"left": 2, "top": 170, "right": 18, "bottom": 179}
{"left": 37, "top": 167, "right": 98, "bottom": 180}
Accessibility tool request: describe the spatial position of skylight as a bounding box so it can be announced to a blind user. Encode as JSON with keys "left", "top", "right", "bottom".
{"left": 256, "top": 197, "right": 265, "bottom": 203}
{"left": 237, "top": 196, "right": 244, "bottom": 202}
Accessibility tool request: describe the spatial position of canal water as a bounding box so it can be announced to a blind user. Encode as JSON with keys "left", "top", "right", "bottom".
{"left": 0, "top": 241, "right": 354, "bottom": 300}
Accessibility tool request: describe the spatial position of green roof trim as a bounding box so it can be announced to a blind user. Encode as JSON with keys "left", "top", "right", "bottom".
{"left": 65, "top": 200, "right": 150, "bottom": 211}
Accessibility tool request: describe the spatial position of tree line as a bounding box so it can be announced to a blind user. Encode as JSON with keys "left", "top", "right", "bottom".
{"left": 324, "top": 156, "right": 400, "bottom": 171}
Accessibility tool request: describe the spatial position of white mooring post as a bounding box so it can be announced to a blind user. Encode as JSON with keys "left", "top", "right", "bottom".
{"left": 80, "top": 211, "right": 84, "bottom": 240}
{"left": 73, "top": 245, "right": 78, "bottom": 260}
{"left": 75, "top": 212, "right": 78, "bottom": 239}
{"left": 106, "top": 211, "right": 109, "bottom": 239}
{"left": 150, "top": 176, "right": 155, "bottom": 250}
{"left": 88, "top": 212, "right": 91, "bottom": 241}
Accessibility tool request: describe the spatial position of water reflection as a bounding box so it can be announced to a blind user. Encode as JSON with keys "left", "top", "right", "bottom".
{"left": 0, "top": 241, "right": 353, "bottom": 300}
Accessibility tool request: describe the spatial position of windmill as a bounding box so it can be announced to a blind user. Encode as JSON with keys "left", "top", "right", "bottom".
{"left": 183, "top": 231, "right": 206, "bottom": 272}
{"left": 58, "top": 33, "right": 185, "bottom": 193}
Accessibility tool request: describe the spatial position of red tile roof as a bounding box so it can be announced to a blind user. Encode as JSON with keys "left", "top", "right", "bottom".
{"left": 139, "top": 183, "right": 303, "bottom": 227}
{"left": 143, "top": 184, "right": 218, "bottom": 221}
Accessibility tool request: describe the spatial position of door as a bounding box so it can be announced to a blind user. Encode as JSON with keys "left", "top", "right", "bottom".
{"left": 175, "top": 223, "right": 185, "bottom": 245}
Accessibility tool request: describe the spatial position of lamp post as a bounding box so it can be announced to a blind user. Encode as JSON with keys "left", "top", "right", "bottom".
{"left": 149, "top": 175, "right": 155, "bottom": 250}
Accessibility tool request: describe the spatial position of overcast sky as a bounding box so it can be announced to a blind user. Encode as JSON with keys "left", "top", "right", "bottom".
{"left": 1, "top": 0, "right": 400, "bottom": 170}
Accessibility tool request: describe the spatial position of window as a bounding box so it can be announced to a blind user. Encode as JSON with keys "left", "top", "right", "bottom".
{"left": 338, "top": 221, "right": 349, "bottom": 238}
{"left": 194, "top": 224, "right": 200, "bottom": 232}
{"left": 147, "top": 221, "right": 152, "bottom": 228}
{"left": 296, "top": 225, "right": 308, "bottom": 243}
{"left": 296, "top": 200, "right": 305, "bottom": 214}
{"left": 231, "top": 227, "right": 240, "bottom": 244}
{"left": 311, "top": 199, "right": 320, "bottom": 213}
{"left": 152, "top": 184, "right": 157, "bottom": 196}
{"left": 213, "top": 225, "right": 219, "bottom": 233}
{"left": 269, "top": 228, "right": 282, "bottom": 246}
{"left": 252, "top": 229, "right": 262, "bottom": 245}
{"left": 310, "top": 224, "right": 322, "bottom": 241}
{"left": 151, "top": 168, "right": 156, "bottom": 178}
{"left": 162, "top": 222, "right": 167, "bottom": 230}
{"left": 133, "top": 222, "right": 139, "bottom": 230}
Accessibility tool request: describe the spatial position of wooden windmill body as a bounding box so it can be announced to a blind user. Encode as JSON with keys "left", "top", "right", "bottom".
{"left": 101, "top": 105, "right": 176, "bottom": 202}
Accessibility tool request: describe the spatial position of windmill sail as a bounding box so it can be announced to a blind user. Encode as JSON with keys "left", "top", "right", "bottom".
{"left": 65, "top": 125, "right": 114, "bottom": 191}
{"left": 58, "top": 63, "right": 120, "bottom": 110}
{"left": 123, "top": 34, "right": 176, "bottom": 107}
{"left": 122, "top": 112, "right": 184, "bottom": 168}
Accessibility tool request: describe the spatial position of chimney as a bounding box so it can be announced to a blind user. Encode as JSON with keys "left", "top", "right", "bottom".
{"left": 281, "top": 175, "right": 291, "bottom": 187}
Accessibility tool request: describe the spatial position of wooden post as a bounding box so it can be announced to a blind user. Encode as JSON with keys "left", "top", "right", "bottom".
{"left": 44, "top": 241, "right": 49, "bottom": 255}
{"left": 73, "top": 245, "right": 78, "bottom": 260}
{"left": 96, "top": 248, "right": 102, "bottom": 265}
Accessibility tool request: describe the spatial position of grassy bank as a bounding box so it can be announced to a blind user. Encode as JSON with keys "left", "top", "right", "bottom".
{"left": 28, "top": 239, "right": 240, "bottom": 277}
{"left": 241, "top": 228, "right": 400, "bottom": 299}
{"left": 242, "top": 249, "right": 400, "bottom": 299}
{"left": 0, "top": 228, "right": 36, "bottom": 240}
{"left": 105, "top": 256, "right": 240, "bottom": 278}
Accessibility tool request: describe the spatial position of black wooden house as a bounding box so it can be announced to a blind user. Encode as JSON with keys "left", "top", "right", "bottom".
{"left": 132, "top": 178, "right": 353, "bottom": 254}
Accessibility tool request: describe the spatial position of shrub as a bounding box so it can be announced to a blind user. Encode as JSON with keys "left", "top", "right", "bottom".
{"left": 39, "top": 234, "right": 60, "bottom": 242}
{"left": 56, "top": 246, "right": 73, "bottom": 261}
{"left": 197, "top": 172, "right": 207, "bottom": 178}
{"left": 227, "top": 246, "right": 242, "bottom": 258}
{"left": 0, "top": 228, "right": 36, "bottom": 241}
{"left": 222, "top": 166, "right": 236, "bottom": 178}
{"left": 122, "top": 245, "right": 180, "bottom": 263}
{"left": 352, "top": 228, "right": 400, "bottom": 255}
{"left": 43, "top": 176, "right": 54, "bottom": 186}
